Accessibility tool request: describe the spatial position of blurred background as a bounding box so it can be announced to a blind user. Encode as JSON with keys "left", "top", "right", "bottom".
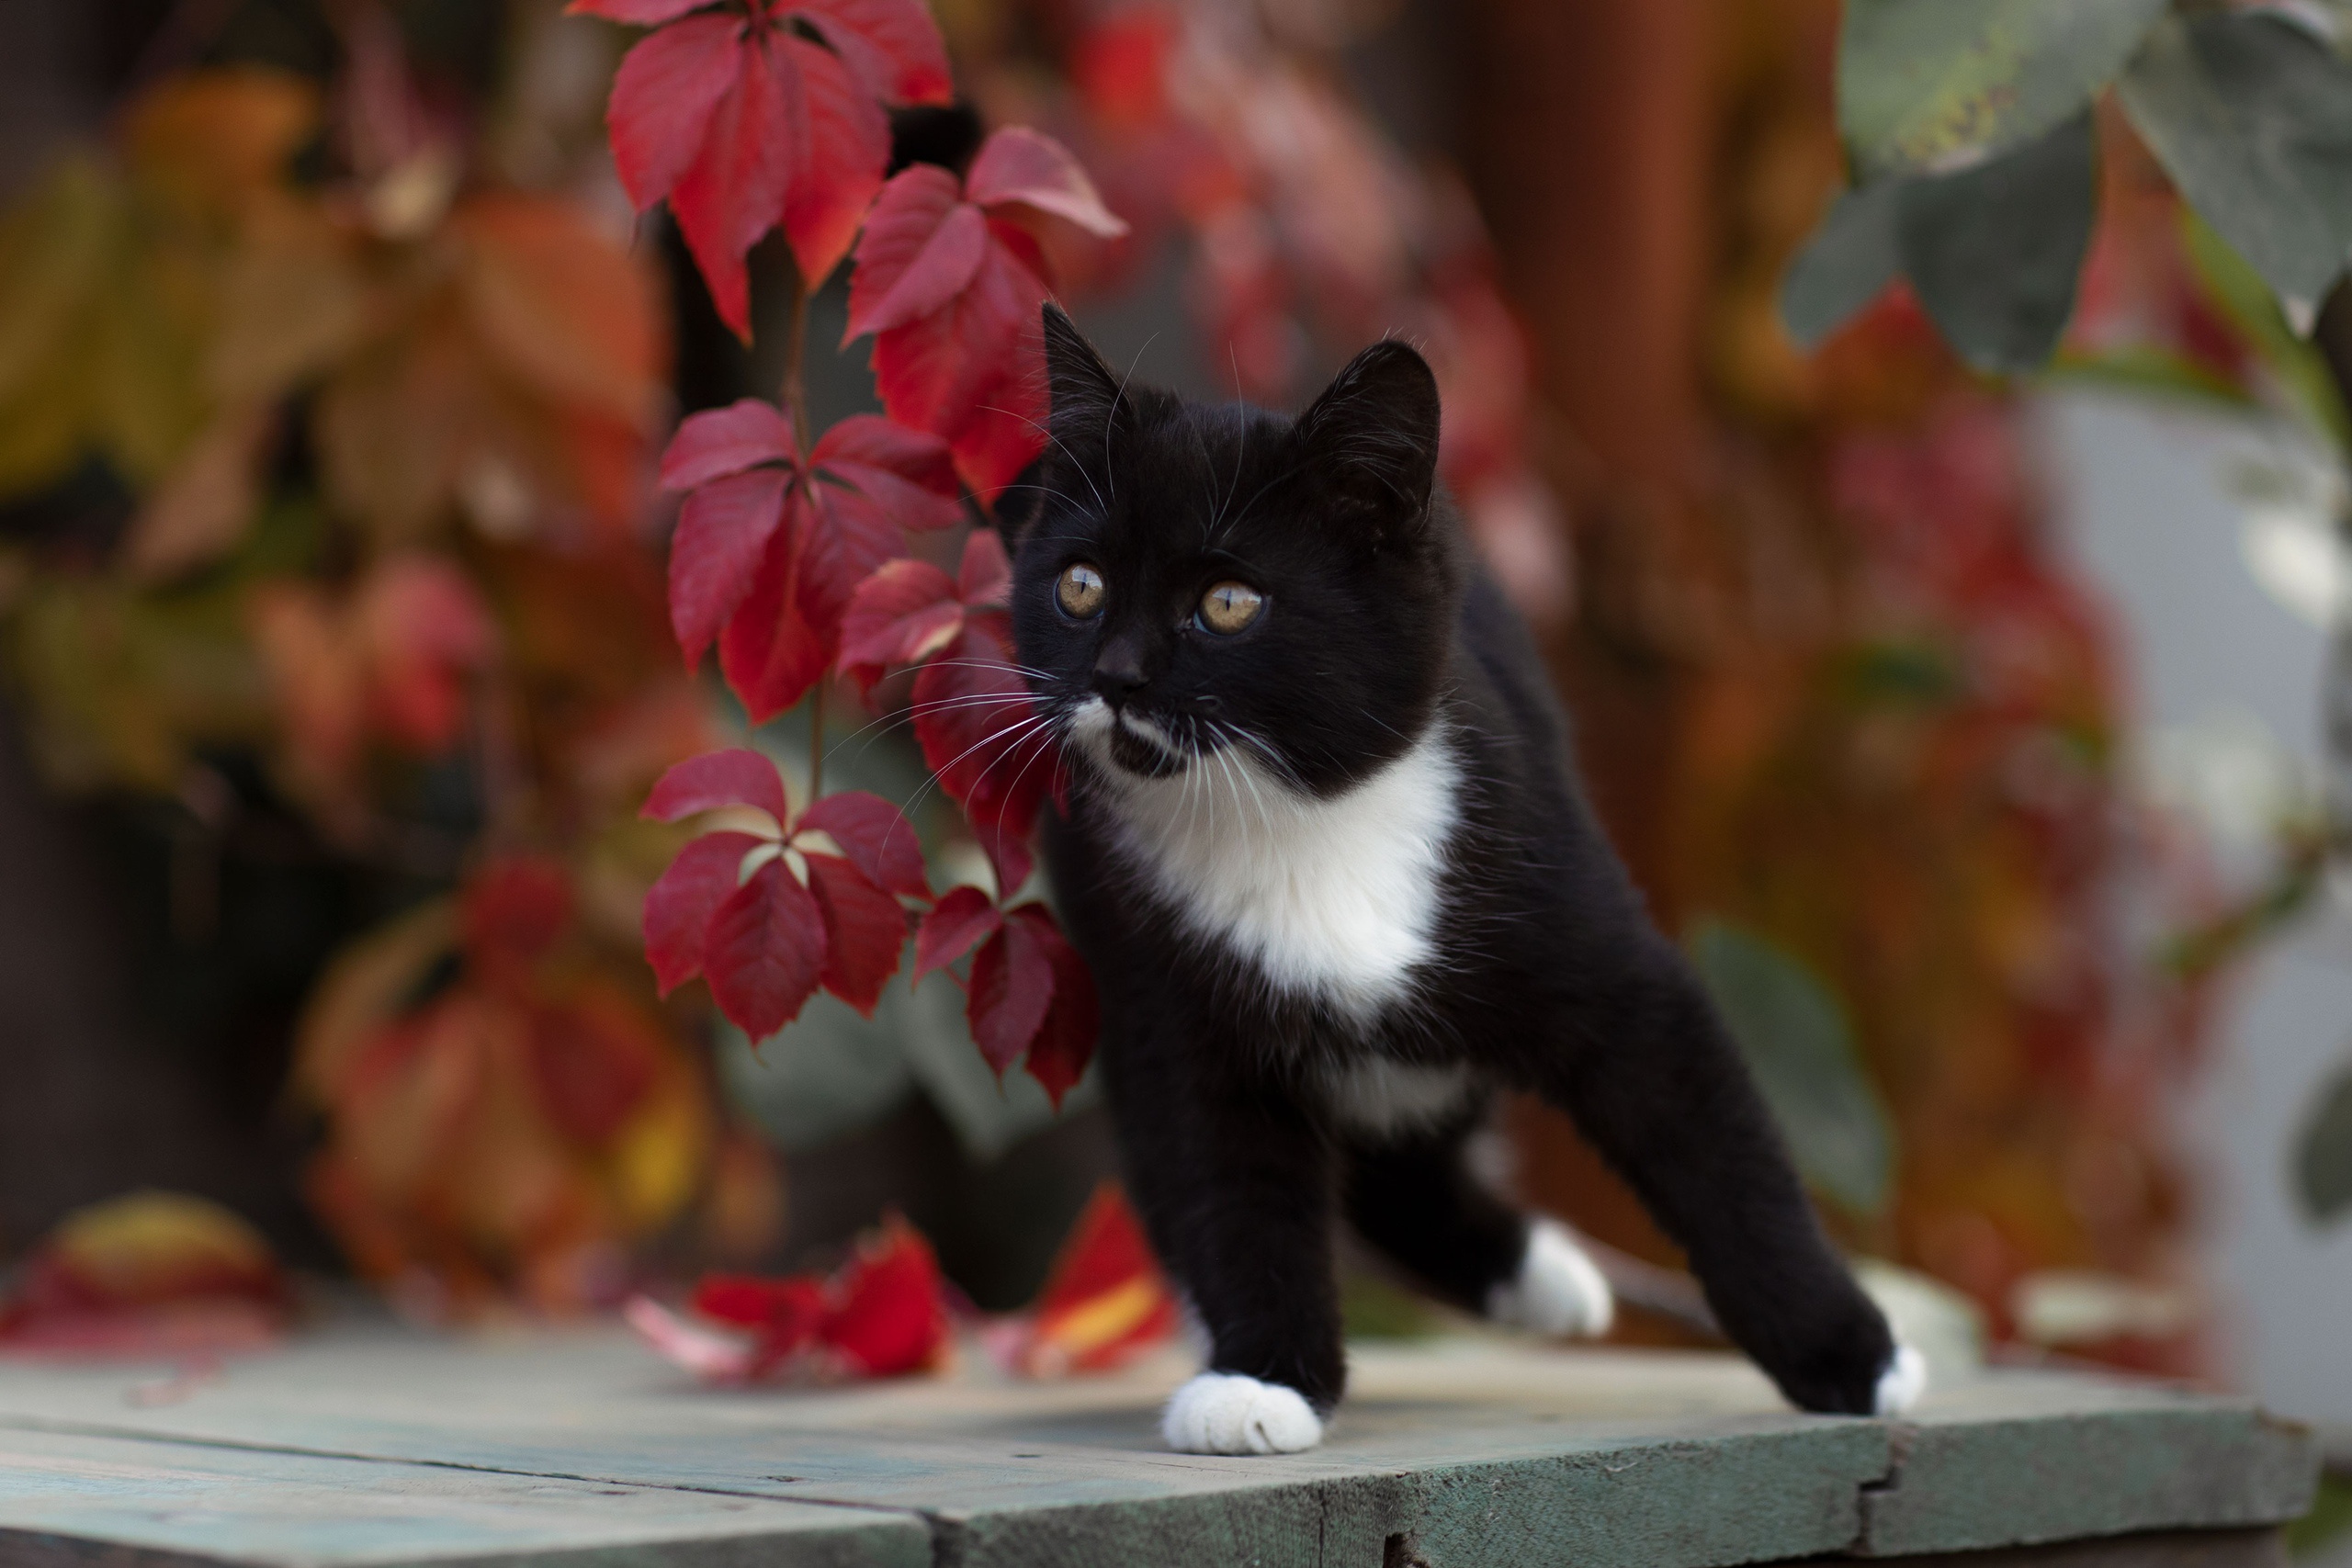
{"left": 1, "top": 0, "right": 2347, "bottom": 1524}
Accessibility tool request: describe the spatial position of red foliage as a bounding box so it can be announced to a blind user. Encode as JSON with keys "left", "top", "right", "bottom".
{"left": 642, "top": 749, "right": 925, "bottom": 1032}
{"left": 578, "top": 0, "right": 952, "bottom": 337}
{"left": 632, "top": 1211, "right": 949, "bottom": 1380}
{"left": 0, "top": 1193, "right": 293, "bottom": 1359}
{"left": 846, "top": 129, "right": 1127, "bottom": 502}
{"left": 660, "top": 406, "right": 961, "bottom": 720}
{"left": 622, "top": 15, "right": 1110, "bottom": 1116}
{"left": 1005, "top": 1182, "right": 1177, "bottom": 1376}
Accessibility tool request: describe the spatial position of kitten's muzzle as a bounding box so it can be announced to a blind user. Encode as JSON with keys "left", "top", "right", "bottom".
{"left": 1091, "top": 638, "right": 1149, "bottom": 707}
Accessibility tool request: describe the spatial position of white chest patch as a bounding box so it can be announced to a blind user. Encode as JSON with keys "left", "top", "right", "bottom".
{"left": 1071, "top": 700, "right": 1462, "bottom": 1019}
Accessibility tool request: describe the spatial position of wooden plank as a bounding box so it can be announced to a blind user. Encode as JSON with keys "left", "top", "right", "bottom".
{"left": 0, "top": 1328, "right": 2319, "bottom": 1568}
{"left": 1857, "top": 1372, "right": 2320, "bottom": 1557}
{"left": 0, "top": 1427, "right": 928, "bottom": 1568}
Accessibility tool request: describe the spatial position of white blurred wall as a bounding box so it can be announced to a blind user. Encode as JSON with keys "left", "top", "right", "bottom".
{"left": 2046, "top": 389, "right": 2352, "bottom": 1427}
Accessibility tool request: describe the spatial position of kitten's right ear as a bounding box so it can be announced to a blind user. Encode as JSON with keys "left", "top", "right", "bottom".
{"left": 1043, "top": 302, "right": 1128, "bottom": 439}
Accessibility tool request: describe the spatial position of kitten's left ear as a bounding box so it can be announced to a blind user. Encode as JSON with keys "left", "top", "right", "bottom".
{"left": 1042, "top": 302, "right": 1129, "bottom": 442}
{"left": 1295, "top": 339, "right": 1441, "bottom": 542}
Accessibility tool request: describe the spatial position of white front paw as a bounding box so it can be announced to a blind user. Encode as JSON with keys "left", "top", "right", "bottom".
{"left": 1874, "top": 1343, "right": 1928, "bottom": 1416}
{"left": 1487, "top": 1218, "right": 1614, "bottom": 1338}
{"left": 1161, "top": 1372, "right": 1324, "bottom": 1454}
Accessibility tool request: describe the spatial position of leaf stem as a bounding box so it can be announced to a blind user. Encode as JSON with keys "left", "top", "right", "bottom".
{"left": 808, "top": 680, "right": 825, "bottom": 810}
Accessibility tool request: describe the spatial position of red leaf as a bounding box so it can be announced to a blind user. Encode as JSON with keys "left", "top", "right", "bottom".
{"left": 670, "top": 465, "right": 793, "bottom": 667}
{"left": 849, "top": 196, "right": 989, "bottom": 338}
{"left": 812, "top": 414, "right": 963, "bottom": 532}
{"left": 956, "top": 526, "right": 1012, "bottom": 606}
{"left": 705, "top": 856, "right": 828, "bottom": 1038}
{"left": 661, "top": 398, "right": 798, "bottom": 491}
{"left": 804, "top": 852, "right": 906, "bottom": 1014}
{"left": 820, "top": 1212, "right": 947, "bottom": 1377}
{"left": 604, "top": 13, "right": 744, "bottom": 218}
{"left": 598, "top": 0, "right": 946, "bottom": 338}
{"left": 777, "top": 36, "right": 890, "bottom": 294}
{"left": 966, "top": 126, "right": 1130, "bottom": 238}
{"left": 1018, "top": 1182, "right": 1175, "bottom": 1375}
{"left": 1017, "top": 906, "right": 1098, "bottom": 1107}
{"left": 798, "top": 0, "right": 953, "bottom": 105}
{"left": 695, "top": 1271, "right": 825, "bottom": 1329}
{"left": 838, "top": 558, "right": 963, "bottom": 684}
{"left": 644, "top": 747, "right": 791, "bottom": 829}
{"left": 797, "top": 791, "right": 929, "bottom": 898}
{"left": 461, "top": 856, "right": 574, "bottom": 979}
{"left": 526, "top": 991, "right": 659, "bottom": 1146}
{"left": 716, "top": 495, "right": 825, "bottom": 721}
{"left": 847, "top": 168, "right": 1055, "bottom": 501}
{"left": 967, "top": 917, "right": 1053, "bottom": 1077}
{"left": 794, "top": 480, "right": 910, "bottom": 671}
{"left": 643, "top": 829, "right": 764, "bottom": 994}
{"left": 910, "top": 619, "right": 1055, "bottom": 893}
{"left": 913, "top": 885, "right": 1001, "bottom": 980}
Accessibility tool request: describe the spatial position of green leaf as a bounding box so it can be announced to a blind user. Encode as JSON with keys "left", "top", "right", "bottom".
{"left": 2117, "top": 12, "right": 2352, "bottom": 328}
{"left": 1781, "top": 180, "right": 1904, "bottom": 348}
{"left": 1838, "top": 0, "right": 2167, "bottom": 179}
{"left": 1896, "top": 110, "right": 2098, "bottom": 374}
{"left": 2294, "top": 1059, "right": 2352, "bottom": 1224}
{"left": 1690, "top": 919, "right": 1897, "bottom": 1216}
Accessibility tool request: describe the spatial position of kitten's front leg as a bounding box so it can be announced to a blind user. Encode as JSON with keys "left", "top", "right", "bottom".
{"left": 1101, "top": 1029, "right": 1344, "bottom": 1454}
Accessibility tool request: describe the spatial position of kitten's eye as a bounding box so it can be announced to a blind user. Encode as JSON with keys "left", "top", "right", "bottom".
{"left": 1196, "top": 581, "right": 1264, "bottom": 635}
{"left": 1057, "top": 562, "right": 1107, "bottom": 619}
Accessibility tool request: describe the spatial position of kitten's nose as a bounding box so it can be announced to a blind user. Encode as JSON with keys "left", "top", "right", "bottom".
{"left": 1091, "top": 639, "right": 1148, "bottom": 705}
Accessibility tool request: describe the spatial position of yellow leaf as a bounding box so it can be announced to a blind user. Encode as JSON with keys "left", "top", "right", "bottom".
{"left": 605, "top": 1059, "right": 710, "bottom": 1235}
{"left": 125, "top": 69, "right": 321, "bottom": 218}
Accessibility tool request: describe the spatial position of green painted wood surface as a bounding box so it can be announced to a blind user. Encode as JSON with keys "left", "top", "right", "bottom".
{"left": 0, "top": 1326, "right": 2318, "bottom": 1568}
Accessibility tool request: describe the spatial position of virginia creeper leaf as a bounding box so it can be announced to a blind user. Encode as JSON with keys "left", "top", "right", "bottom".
{"left": 810, "top": 413, "right": 963, "bottom": 532}
{"left": 717, "top": 499, "right": 830, "bottom": 722}
{"left": 526, "top": 992, "right": 659, "bottom": 1146}
{"left": 956, "top": 527, "right": 1012, "bottom": 606}
{"left": 910, "top": 617, "right": 1055, "bottom": 893}
{"left": 803, "top": 852, "right": 906, "bottom": 1014}
{"left": 913, "top": 885, "right": 1001, "bottom": 979}
{"left": 846, "top": 130, "right": 1124, "bottom": 500}
{"left": 967, "top": 915, "right": 1053, "bottom": 1077}
{"left": 1014, "top": 904, "right": 1097, "bottom": 1106}
{"left": 838, "top": 558, "right": 964, "bottom": 682}
{"left": 643, "top": 747, "right": 792, "bottom": 827}
{"left": 819, "top": 1213, "right": 947, "bottom": 1376}
{"left": 597, "top": 0, "right": 950, "bottom": 338}
{"left": 661, "top": 397, "right": 797, "bottom": 491}
{"left": 797, "top": 790, "right": 930, "bottom": 898}
{"left": 670, "top": 464, "right": 793, "bottom": 666}
{"left": 962, "top": 126, "right": 1129, "bottom": 237}
{"left": 644, "top": 829, "right": 765, "bottom": 994}
{"left": 706, "top": 856, "right": 828, "bottom": 1038}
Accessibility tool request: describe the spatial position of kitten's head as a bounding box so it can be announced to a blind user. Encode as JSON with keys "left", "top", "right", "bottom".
{"left": 1009, "top": 305, "right": 1460, "bottom": 799}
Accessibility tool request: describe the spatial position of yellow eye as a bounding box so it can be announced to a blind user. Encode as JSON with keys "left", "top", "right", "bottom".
{"left": 1057, "top": 562, "right": 1106, "bottom": 618}
{"left": 1197, "top": 580, "right": 1264, "bottom": 635}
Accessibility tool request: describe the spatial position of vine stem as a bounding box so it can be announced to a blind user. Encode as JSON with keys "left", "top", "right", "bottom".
{"left": 778, "top": 259, "right": 820, "bottom": 807}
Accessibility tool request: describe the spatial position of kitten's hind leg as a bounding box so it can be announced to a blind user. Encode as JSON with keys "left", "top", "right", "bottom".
{"left": 1342, "top": 1120, "right": 1612, "bottom": 1338}
{"left": 1527, "top": 926, "right": 1917, "bottom": 1415}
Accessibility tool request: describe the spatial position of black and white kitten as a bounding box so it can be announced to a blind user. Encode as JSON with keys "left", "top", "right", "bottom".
{"left": 1009, "top": 305, "right": 1923, "bottom": 1455}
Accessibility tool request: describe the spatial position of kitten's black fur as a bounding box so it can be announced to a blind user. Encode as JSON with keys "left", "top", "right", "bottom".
{"left": 1009, "top": 304, "right": 1899, "bottom": 1426}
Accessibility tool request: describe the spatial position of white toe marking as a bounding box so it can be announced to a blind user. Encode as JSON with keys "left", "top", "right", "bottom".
{"left": 1874, "top": 1343, "right": 1928, "bottom": 1416}
{"left": 1487, "top": 1218, "right": 1614, "bottom": 1338}
{"left": 1160, "top": 1371, "right": 1324, "bottom": 1454}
